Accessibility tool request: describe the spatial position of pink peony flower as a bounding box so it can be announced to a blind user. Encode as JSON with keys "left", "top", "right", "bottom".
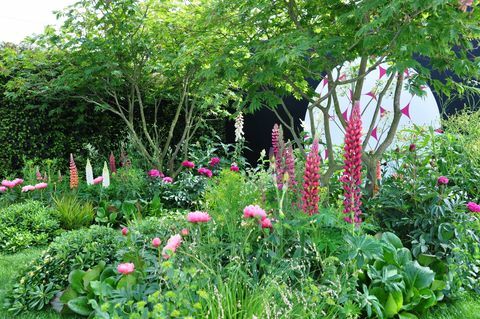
{"left": 209, "top": 157, "right": 221, "bottom": 167}
{"left": 243, "top": 205, "right": 267, "bottom": 219}
{"left": 121, "top": 227, "right": 128, "bottom": 236}
{"left": 152, "top": 237, "right": 162, "bottom": 248}
{"left": 230, "top": 163, "right": 239, "bottom": 172}
{"left": 21, "top": 185, "right": 36, "bottom": 192}
{"left": 467, "top": 202, "right": 480, "bottom": 213}
{"left": 162, "top": 176, "right": 173, "bottom": 183}
{"left": 117, "top": 262, "right": 135, "bottom": 275}
{"left": 437, "top": 176, "right": 449, "bottom": 185}
{"left": 0, "top": 186, "right": 7, "bottom": 192}
{"left": 148, "top": 169, "right": 163, "bottom": 178}
{"left": 93, "top": 176, "right": 104, "bottom": 185}
{"left": 181, "top": 228, "right": 189, "bottom": 236}
{"left": 162, "top": 234, "right": 182, "bottom": 259}
{"left": 1, "top": 180, "right": 16, "bottom": 188}
{"left": 13, "top": 178, "right": 24, "bottom": 186}
{"left": 182, "top": 160, "right": 195, "bottom": 169}
{"left": 187, "top": 211, "right": 212, "bottom": 223}
{"left": 260, "top": 217, "right": 273, "bottom": 229}
{"left": 198, "top": 167, "right": 213, "bottom": 178}
{"left": 34, "top": 182, "right": 48, "bottom": 190}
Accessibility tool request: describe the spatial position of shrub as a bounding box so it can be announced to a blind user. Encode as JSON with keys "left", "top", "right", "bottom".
{"left": 0, "top": 200, "right": 61, "bottom": 253}
{"left": 5, "top": 225, "right": 121, "bottom": 314}
{"left": 53, "top": 195, "right": 94, "bottom": 230}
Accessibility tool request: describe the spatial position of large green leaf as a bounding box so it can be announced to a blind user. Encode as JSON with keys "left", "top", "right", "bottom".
{"left": 404, "top": 261, "right": 435, "bottom": 290}
{"left": 67, "top": 296, "right": 92, "bottom": 316}
{"left": 68, "top": 269, "right": 86, "bottom": 293}
{"left": 398, "top": 312, "right": 418, "bottom": 319}
{"left": 381, "top": 232, "right": 404, "bottom": 249}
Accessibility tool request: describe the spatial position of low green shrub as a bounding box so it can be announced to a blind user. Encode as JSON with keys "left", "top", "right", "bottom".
{"left": 5, "top": 225, "right": 121, "bottom": 314}
{"left": 0, "top": 200, "right": 61, "bottom": 253}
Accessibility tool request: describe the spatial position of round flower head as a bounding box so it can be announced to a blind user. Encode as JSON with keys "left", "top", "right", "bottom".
{"left": 467, "top": 202, "right": 480, "bottom": 213}
{"left": 148, "top": 169, "right": 163, "bottom": 178}
{"left": 1, "top": 180, "right": 16, "bottom": 188}
{"left": 409, "top": 144, "right": 416, "bottom": 152}
{"left": 117, "top": 263, "right": 135, "bottom": 275}
{"left": 162, "top": 176, "right": 173, "bottom": 183}
{"left": 198, "top": 167, "right": 213, "bottom": 178}
{"left": 22, "top": 185, "right": 36, "bottom": 192}
{"left": 34, "top": 182, "right": 48, "bottom": 190}
{"left": 437, "top": 176, "right": 449, "bottom": 185}
{"left": 0, "top": 186, "right": 7, "bottom": 192}
{"left": 13, "top": 178, "right": 24, "bottom": 186}
{"left": 260, "top": 217, "right": 273, "bottom": 229}
{"left": 187, "top": 211, "right": 212, "bottom": 223}
{"left": 162, "top": 234, "right": 182, "bottom": 259}
{"left": 230, "top": 164, "right": 239, "bottom": 172}
{"left": 243, "top": 205, "right": 267, "bottom": 219}
{"left": 121, "top": 227, "right": 128, "bottom": 236}
{"left": 181, "top": 228, "right": 189, "bottom": 236}
{"left": 182, "top": 160, "right": 195, "bottom": 169}
{"left": 93, "top": 176, "right": 104, "bottom": 185}
{"left": 209, "top": 157, "right": 221, "bottom": 167}
{"left": 152, "top": 237, "right": 162, "bottom": 248}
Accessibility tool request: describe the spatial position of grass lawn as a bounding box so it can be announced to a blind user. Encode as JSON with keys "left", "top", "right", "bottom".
{"left": 1, "top": 248, "right": 480, "bottom": 319}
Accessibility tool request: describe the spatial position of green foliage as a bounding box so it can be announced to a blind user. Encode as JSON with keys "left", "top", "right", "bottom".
{"left": 53, "top": 195, "right": 94, "bottom": 230}
{"left": 345, "top": 232, "right": 444, "bottom": 318}
{"left": 0, "top": 201, "right": 60, "bottom": 253}
{"left": 5, "top": 226, "right": 121, "bottom": 314}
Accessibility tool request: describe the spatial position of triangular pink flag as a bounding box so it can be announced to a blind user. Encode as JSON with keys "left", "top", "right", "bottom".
{"left": 380, "top": 106, "right": 387, "bottom": 117}
{"left": 322, "top": 78, "right": 328, "bottom": 88}
{"left": 348, "top": 89, "right": 353, "bottom": 101}
{"left": 371, "top": 127, "right": 378, "bottom": 140}
{"left": 401, "top": 103, "right": 411, "bottom": 119}
{"left": 366, "top": 91, "right": 377, "bottom": 100}
{"left": 379, "top": 66, "right": 387, "bottom": 79}
{"left": 342, "top": 109, "right": 349, "bottom": 121}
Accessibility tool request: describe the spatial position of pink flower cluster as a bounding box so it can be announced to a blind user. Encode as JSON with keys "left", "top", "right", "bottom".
{"left": 117, "top": 262, "right": 135, "bottom": 275}
{"left": 162, "top": 176, "right": 173, "bottom": 183}
{"left": 341, "top": 101, "right": 363, "bottom": 224}
{"left": 162, "top": 234, "right": 182, "bottom": 259}
{"left": 243, "top": 205, "right": 272, "bottom": 229}
{"left": 467, "top": 202, "right": 480, "bottom": 213}
{"left": 437, "top": 176, "right": 449, "bottom": 185}
{"left": 22, "top": 182, "right": 48, "bottom": 192}
{"left": 148, "top": 169, "right": 164, "bottom": 178}
{"left": 198, "top": 167, "right": 213, "bottom": 178}
{"left": 1, "top": 178, "right": 24, "bottom": 189}
{"left": 182, "top": 160, "right": 195, "bottom": 169}
{"left": 271, "top": 124, "right": 296, "bottom": 189}
{"left": 230, "top": 163, "right": 239, "bottom": 172}
{"left": 152, "top": 237, "right": 162, "bottom": 247}
{"left": 187, "top": 211, "right": 212, "bottom": 223}
{"left": 209, "top": 157, "right": 220, "bottom": 167}
{"left": 301, "top": 139, "right": 321, "bottom": 215}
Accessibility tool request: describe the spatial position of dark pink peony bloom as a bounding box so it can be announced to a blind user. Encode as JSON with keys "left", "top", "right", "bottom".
{"left": 148, "top": 169, "right": 163, "bottom": 178}
{"left": 209, "top": 157, "right": 221, "bottom": 167}
{"left": 437, "top": 176, "right": 449, "bottom": 185}
{"left": 467, "top": 202, "right": 480, "bottom": 213}
{"left": 182, "top": 160, "right": 195, "bottom": 169}
{"left": 162, "top": 176, "right": 173, "bottom": 183}
{"left": 230, "top": 163, "right": 239, "bottom": 172}
{"left": 260, "top": 217, "right": 273, "bottom": 229}
{"left": 34, "top": 182, "right": 48, "bottom": 190}
{"left": 198, "top": 167, "right": 213, "bottom": 178}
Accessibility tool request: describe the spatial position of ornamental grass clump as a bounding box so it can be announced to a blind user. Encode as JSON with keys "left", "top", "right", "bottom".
{"left": 341, "top": 102, "right": 363, "bottom": 224}
{"left": 301, "top": 139, "right": 321, "bottom": 215}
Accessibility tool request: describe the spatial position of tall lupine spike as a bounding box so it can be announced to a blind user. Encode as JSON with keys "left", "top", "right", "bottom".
{"left": 69, "top": 154, "right": 79, "bottom": 189}
{"left": 102, "top": 161, "right": 110, "bottom": 188}
{"left": 284, "top": 145, "right": 297, "bottom": 187}
{"left": 86, "top": 159, "right": 94, "bottom": 185}
{"left": 109, "top": 152, "right": 117, "bottom": 174}
{"left": 301, "top": 139, "right": 321, "bottom": 215}
{"left": 341, "top": 101, "right": 363, "bottom": 224}
{"left": 272, "top": 124, "right": 286, "bottom": 189}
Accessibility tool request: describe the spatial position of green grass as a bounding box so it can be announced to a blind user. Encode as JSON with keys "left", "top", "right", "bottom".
{"left": 0, "top": 248, "right": 62, "bottom": 319}
{"left": 424, "top": 293, "right": 480, "bottom": 319}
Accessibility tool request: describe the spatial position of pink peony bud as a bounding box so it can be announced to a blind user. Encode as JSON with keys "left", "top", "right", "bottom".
{"left": 230, "top": 163, "right": 239, "bottom": 172}
{"left": 117, "top": 262, "right": 135, "bottom": 275}
{"left": 93, "top": 176, "right": 104, "bottom": 185}
{"left": 181, "top": 228, "right": 189, "bottom": 236}
{"left": 437, "top": 176, "right": 449, "bottom": 185}
{"left": 162, "top": 176, "right": 173, "bottom": 183}
{"left": 209, "top": 157, "right": 221, "bottom": 167}
{"left": 152, "top": 237, "right": 162, "bottom": 248}
{"left": 121, "top": 227, "right": 128, "bottom": 236}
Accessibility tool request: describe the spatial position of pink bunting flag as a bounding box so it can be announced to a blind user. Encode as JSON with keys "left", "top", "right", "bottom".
{"left": 379, "top": 66, "right": 387, "bottom": 79}
{"left": 401, "top": 103, "right": 411, "bottom": 119}
{"left": 371, "top": 127, "right": 378, "bottom": 140}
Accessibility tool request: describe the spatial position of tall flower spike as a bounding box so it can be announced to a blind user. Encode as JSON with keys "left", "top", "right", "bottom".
{"left": 341, "top": 101, "right": 363, "bottom": 224}
{"left": 86, "top": 159, "right": 94, "bottom": 185}
{"left": 102, "top": 161, "right": 110, "bottom": 188}
{"left": 234, "top": 112, "right": 244, "bottom": 142}
{"left": 272, "top": 124, "right": 286, "bottom": 189}
{"left": 69, "top": 154, "right": 79, "bottom": 189}
{"left": 284, "top": 145, "right": 297, "bottom": 187}
{"left": 109, "top": 152, "right": 117, "bottom": 174}
{"left": 301, "top": 139, "right": 321, "bottom": 215}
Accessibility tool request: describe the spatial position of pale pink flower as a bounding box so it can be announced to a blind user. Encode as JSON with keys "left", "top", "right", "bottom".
{"left": 260, "top": 217, "right": 273, "bottom": 229}
{"left": 13, "top": 178, "right": 24, "bottom": 186}
{"left": 121, "top": 227, "right": 128, "bottom": 236}
{"left": 1, "top": 180, "right": 16, "bottom": 188}
{"left": 182, "top": 160, "right": 195, "bottom": 169}
{"left": 467, "top": 202, "right": 480, "bottom": 213}
{"left": 209, "top": 157, "right": 221, "bottom": 167}
{"left": 0, "top": 186, "right": 7, "bottom": 192}
{"left": 22, "top": 185, "right": 36, "bottom": 192}
{"left": 152, "top": 237, "right": 162, "bottom": 248}
{"left": 162, "top": 234, "right": 182, "bottom": 259}
{"left": 117, "top": 262, "right": 135, "bottom": 275}
{"left": 162, "top": 176, "right": 173, "bottom": 183}
{"left": 93, "top": 176, "right": 104, "bottom": 185}
{"left": 243, "top": 205, "right": 267, "bottom": 219}
{"left": 437, "top": 176, "right": 449, "bottom": 185}
{"left": 187, "top": 211, "right": 212, "bottom": 223}
{"left": 34, "top": 182, "right": 48, "bottom": 190}
{"left": 181, "top": 228, "right": 189, "bottom": 236}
